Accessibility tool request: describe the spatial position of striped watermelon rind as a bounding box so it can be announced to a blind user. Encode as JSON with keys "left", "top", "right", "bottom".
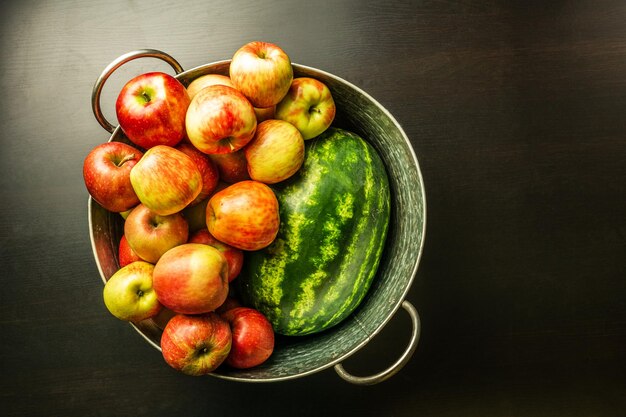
{"left": 238, "top": 127, "right": 390, "bottom": 336}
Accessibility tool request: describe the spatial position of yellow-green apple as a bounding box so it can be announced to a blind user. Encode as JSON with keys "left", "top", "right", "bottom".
{"left": 83, "top": 141, "right": 143, "bottom": 213}
{"left": 229, "top": 41, "right": 293, "bottom": 108}
{"left": 124, "top": 204, "right": 189, "bottom": 264}
{"left": 275, "top": 77, "right": 336, "bottom": 139}
{"left": 185, "top": 85, "right": 257, "bottom": 154}
{"left": 160, "top": 313, "right": 232, "bottom": 376}
{"left": 102, "top": 261, "right": 162, "bottom": 322}
{"left": 186, "top": 74, "right": 234, "bottom": 100}
{"left": 206, "top": 180, "right": 280, "bottom": 251}
{"left": 152, "top": 243, "right": 229, "bottom": 314}
{"left": 189, "top": 228, "right": 244, "bottom": 282}
{"left": 130, "top": 145, "right": 202, "bottom": 216}
{"left": 115, "top": 72, "right": 190, "bottom": 149}
{"left": 244, "top": 119, "right": 304, "bottom": 184}
{"left": 175, "top": 143, "right": 220, "bottom": 205}
{"left": 220, "top": 307, "right": 274, "bottom": 369}
{"left": 118, "top": 234, "right": 145, "bottom": 267}
{"left": 208, "top": 151, "right": 250, "bottom": 184}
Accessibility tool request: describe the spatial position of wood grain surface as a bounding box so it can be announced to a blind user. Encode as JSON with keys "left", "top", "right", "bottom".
{"left": 1, "top": 1, "right": 624, "bottom": 416}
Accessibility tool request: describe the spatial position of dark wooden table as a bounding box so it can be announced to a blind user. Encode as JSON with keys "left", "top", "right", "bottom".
{"left": 1, "top": 1, "right": 624, "bottom": 416}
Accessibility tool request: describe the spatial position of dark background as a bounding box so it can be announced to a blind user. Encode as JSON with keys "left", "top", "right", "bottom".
{"left": 1, "top": 1, "right": 625, "bottom": 416}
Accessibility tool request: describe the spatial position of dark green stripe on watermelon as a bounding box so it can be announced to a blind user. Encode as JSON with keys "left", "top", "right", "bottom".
{"left": 237, "top": 127, "right": 390, "bottom": 336}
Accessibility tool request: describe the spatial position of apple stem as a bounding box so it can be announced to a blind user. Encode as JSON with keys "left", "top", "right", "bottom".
{"left": 116, "top": 153, "right": 136, "bottom": 167}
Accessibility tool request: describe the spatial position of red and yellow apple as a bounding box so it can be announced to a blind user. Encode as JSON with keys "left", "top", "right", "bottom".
{"left": 275, "top": 77, "right": 336, "bottom": 139}
{"left": 185, "top": 85, "right": 257, "bottom": 154}
{"left": 229, "top": 41, "right": 293, "bottom": 108}
{"left": 206, "top": 180, "right": 280, "bottom": 251}
{"left": 161, "top": 313, "right": 232, "bottom": 376}
{"left": 186, "top": 74, "right": 234, "bottom": 100}
{"left": 130, "top": 145, "right": 202, "bottom": 215}
{"left": 175, "top": 142, "right": 220, "bottom": 205}
{"left": 189, "top": 228, "right": 244, "bottom": 282}
{"left": 124, "top": 204, "right": 189, "bottom": 264}
{"left": 152, "top": 243, "right": 229, "bottom": 315}
{"left": 244, "top": 119, "right": 304, "bottom": 184}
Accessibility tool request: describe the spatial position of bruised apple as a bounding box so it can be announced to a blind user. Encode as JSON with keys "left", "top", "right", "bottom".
{"left": 206, "top": 180, "right": 280, "bottom": 251}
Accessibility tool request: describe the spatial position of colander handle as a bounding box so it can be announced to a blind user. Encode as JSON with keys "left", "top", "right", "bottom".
{"left": 91, "top": 49, "right": 185, "bottom": 133}
{"left": 334, "top": 300, "right": 420, "bottom": 385}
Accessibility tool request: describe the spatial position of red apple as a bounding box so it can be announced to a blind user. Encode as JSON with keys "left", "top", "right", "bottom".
{"left": 186, "top": 73, "right": 234, "bottom": 100}
{"left": 220, "top": 307, "right": 274, "bottom": 369}
{"left": 130, "top": 145, "right": 202, "bottom": 216}
{"left": 229, "top": 41, "right": 293, "bottom": 108}
{"left": 115, "top": 71, "right": 190, "bottom": 149}
{"left": 118, "top": 234, "right": 145, "bottom": 267}
{"left": 83, "top": 141, "right": 143, "bottom": 213}
{"left": 275, "top": 77, "right": 336, "bottom": 139}
{"left": 185, "top": 85, "right": 257, "bottom": 154}
{"left": 152, "top": 243, "right": 229, "bottom": 315}
{"left": 215, "top": 296, "right": 242, "bottom": 315}
{"left": 244, "top": 119, "right": 304, "bottom": 184}
{"left": 161, "top": 313, "right": 232, "bottom": 376}
{"left": 189, "top": 228, "right": 244, "bottom": 281}
{"left": 124, "top": 204, "right": 189, "bottom": 264}
{"left": 206, "top": 180, "right": 280, "bottom": 251}
{"left": 181, "top": 195, "right": 210, "bottom": 234}
{"left": 208, "top": 150, "right": 250, "bottom": 184}
{"left": 176, "top": 143, "right": 220, "bottom": 205}
{"left": 102, "top": 261, "right": 162, "bottom": 322}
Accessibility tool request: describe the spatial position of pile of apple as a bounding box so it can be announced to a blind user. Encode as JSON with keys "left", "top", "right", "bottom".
{"left": 83, "top": 41, "right": 336, "bottom": 376}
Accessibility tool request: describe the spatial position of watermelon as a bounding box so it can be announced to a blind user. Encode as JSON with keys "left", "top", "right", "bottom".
{"left": 237, "top": 127, "right": 390, "bottom": 336}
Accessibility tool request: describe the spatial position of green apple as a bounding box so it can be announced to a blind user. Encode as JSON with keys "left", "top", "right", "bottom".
{"left": 102, "top": 261, "right": 162, "bottom": 322}
{"left": 275, "top": 77, "right": 336, "bottom": 140}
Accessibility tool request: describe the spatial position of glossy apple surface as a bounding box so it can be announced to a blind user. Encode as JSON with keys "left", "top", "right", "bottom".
{"left": 175, "top": 143, "right": 220, "bottom": 205}
{"left": 254, "top": 105, "right": 275, "bottom": 123}
{"left": 115, "top": 71, "right": 190, "bottom": 149}
{"left": 220, "top": 307, "right": 274, "bottom": 369}
{"left": 161, "top": 313, "right": 232, "bottom": 376}
{"left": 152, "top": 243, "right": 229, "bottom": 315}
{"left": 124, "top": 204, "right": 189, "bottom": 264}
{"left": 83, "top": 141, "right": 143, "bottom": 213}
{"left": 185, "top": 85, "right": 257, "bottom": 154}
{"left": 244, "top": 119, "right": 304, "bottom": 184}
{"left": 118, "top": 234, "right": 144, "bottom": 267}
{"left": 275, "top": 77, "right": 336, "bottom": 140}
{"left": 206, "top": 180, "right": 280, "bottom": 251}
{"left": 189, "top": 228, "right": 244, "bottom": 281}
{"left": 229, "top": 41, "right": 293, "bottom": 108}
{"left": 102, "top": 261, "right": 162, "bottom": 322}
{"left": 130, "top": 145, "right": 202, "bottom": 215}
{"left": 208, "top": 150, "right": 250, "bottom": 184}
{"left": 186, "top": 74, "right": 234, "bottom": 100}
